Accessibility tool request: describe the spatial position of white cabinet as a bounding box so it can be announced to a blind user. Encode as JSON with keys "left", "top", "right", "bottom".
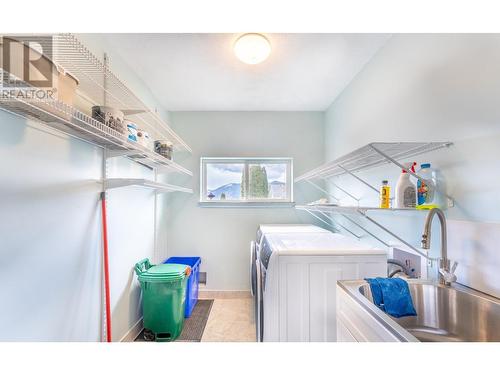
{"left": 337, "top": 319, "right": 358, "bottom": 342}
{"left": 336, "top": 284, "right": 402, "bottom": 342}
{"left": 274, "top": 255, "right": 386, "bottom": 341}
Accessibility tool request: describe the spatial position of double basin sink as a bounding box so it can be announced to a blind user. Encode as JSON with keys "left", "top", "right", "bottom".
{"left": 343, "top": 279, "right": 500, "bottom": 342}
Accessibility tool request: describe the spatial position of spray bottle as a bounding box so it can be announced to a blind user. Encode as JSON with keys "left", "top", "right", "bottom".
{"left": 395, "top": 162, "right": 417, "bottom": 208}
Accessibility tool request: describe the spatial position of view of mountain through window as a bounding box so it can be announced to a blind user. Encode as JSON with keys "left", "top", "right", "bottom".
{"left": 206, "top": 163, "right": 244, "bottom": 200}
{"left": 202, "top": 158, "right": 292, "bottom": 202}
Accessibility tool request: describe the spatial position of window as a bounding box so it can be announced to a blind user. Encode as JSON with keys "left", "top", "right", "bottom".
{"left": 200, "top": 157, "right": 293, "bottom": 204}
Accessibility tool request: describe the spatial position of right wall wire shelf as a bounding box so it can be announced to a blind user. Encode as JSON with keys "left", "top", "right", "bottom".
{"left": 295, "top": 141, "right": 454, "bottom": 262}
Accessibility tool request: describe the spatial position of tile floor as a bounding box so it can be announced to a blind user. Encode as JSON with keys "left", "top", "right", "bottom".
{"left": 201, "top": 298, "right": 256, "bottom": 342}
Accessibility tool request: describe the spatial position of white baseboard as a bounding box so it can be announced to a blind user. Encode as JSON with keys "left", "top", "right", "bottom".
{"left": 198, "top": 290, "right": 251, "bottom": 299}
{"left": 120, "top": 318, "right": 143, "bottom": 342}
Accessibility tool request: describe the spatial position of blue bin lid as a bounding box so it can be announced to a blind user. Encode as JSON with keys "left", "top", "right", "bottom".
{"left": 165, "top": 257, "right": 201, "bottom": 268}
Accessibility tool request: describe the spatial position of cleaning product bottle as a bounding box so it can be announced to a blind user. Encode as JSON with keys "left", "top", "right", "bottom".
{"left": 416, "top": 163, "right": 436, "bottom": 207}
{"left": 395, "top": 162, "right": 417, "bottom": 208}
{"left": 380, "top": 180, "right": 391, "bottom": 209}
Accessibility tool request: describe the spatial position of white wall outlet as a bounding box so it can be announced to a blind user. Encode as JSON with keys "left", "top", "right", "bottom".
{"left": 447, "top": 197, "right": 455, "bottom": 208}
{"left": 393, "top": 248, "right": 421, "bottom": 278}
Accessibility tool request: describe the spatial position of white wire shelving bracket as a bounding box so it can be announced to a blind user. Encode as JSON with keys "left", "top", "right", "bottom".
{"left": 0, "top": 34, "right": 193, "bottom": 178}
{"left": 105, "top": 178, "right": 193, "bottom": 194}
{"left": 323, "top": 212, "right": 362, "bottom": 239}
{"left": 305, "top": 180, "right": 340, "bottom": 202}
{"left": 296, "top": 204, "right": 436, "bottom": 261}
{"left": 295, "top": 142, "right": 453, "bottom": 182}
{"left": 300, "top": 207, "right": 362, "bottom": 239}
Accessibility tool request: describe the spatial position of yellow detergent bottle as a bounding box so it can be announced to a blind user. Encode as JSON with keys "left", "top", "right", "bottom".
{"left": 380, "top": 180, "right": 391, "bottom": 208}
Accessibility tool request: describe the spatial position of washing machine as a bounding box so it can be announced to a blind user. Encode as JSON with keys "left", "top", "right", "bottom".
{"left": 257, "top": 231, "right": 387, "bottom": 342}
{"left": 251, "top": 224, "right": 330, "bottom": 341}
{"left": 255, "top": 224, "right": 330, "bottom": 249}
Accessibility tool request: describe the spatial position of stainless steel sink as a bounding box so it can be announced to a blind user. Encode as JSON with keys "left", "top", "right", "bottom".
{"left": 349, "top": 280, "right": 500, "bottom": 342}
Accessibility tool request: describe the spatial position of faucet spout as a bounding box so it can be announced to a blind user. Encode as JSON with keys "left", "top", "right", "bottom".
{"left": 421, "top": 208, "right": 455, "bottom": 285}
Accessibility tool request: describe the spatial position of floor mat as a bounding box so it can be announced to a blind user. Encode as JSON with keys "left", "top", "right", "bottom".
{"left": 135, "top": 299, "right": 214, "bottom": 342}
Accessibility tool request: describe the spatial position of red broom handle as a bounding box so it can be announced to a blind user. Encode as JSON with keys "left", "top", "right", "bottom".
{"left": 101, "top": 192, "right": 112, "bottom": 342}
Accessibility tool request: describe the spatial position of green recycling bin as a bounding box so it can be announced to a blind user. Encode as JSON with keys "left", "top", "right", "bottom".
{"left": 135, "top": 258, "right": 191, "bottom": 341}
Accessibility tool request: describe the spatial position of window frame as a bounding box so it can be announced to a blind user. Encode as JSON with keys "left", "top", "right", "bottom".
{"left": 199, "top": 157, "right": 294, "bottom": 204}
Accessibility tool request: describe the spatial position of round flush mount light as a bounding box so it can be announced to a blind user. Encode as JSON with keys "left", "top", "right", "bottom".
{"left": 234, "top": 33, "right": 271, "bottom": 65}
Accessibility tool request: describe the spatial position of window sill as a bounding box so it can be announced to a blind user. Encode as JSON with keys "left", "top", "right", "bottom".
{"left": 198, "top": 201, "right": 296, "bottom": 208}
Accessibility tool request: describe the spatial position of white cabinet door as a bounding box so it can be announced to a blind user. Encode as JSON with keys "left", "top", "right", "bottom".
{"left": 278, "top": 261, "right": 310, "bottom": 341}
{"left": 337, "top": 319, "right": 358, "bottom": 342}
{"left": 309, "top": 259, "right": 386, "bottom": 341}
{"left": 336, "top": 285, "right": 403, "bottom": 342}
{"left": 279, "top": 255, "right": 386, "bottom": 342}
{"left": 309, "top": 262, "right": 354, "bottom": 341}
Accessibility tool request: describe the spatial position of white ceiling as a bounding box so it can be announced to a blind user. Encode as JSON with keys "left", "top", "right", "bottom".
{"left": 103, "top": 34, "right": 391, "bottom": 111}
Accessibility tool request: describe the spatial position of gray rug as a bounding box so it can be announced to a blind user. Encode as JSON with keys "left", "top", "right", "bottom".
{"left": 177, "top": 299, "right": 214, "bottom": 342}
{"left": 135, "top": 299, "right": 214, "bottom": 342}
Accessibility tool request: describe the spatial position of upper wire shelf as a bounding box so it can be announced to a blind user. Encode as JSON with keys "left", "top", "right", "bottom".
{"left": 295, "top": 142, "right": 452, "bottom": 182}
{"left": 52, "top": 34, "right": 191, "bottom": 153}
{"left": 0, "top": 34, "right": 192, "bottom": 176}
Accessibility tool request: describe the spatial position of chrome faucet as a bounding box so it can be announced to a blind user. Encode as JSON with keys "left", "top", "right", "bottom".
{"left": 421, "top": 208, "right": 457, "bottom": 286}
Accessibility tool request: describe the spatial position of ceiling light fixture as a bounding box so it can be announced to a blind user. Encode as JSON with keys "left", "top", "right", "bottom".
{"left": 234, "top": 33, "right": 271, "bottom": 65}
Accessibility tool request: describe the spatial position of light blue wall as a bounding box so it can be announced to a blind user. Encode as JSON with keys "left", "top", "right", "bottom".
{"left": 323, "top": 34, "right": 500, "bottom": 296}
{"left": 0, "top": 34, "right": 172, "bottom": 341}
{"left": 0, "top": 114, "right": 103, "bottom": 341}
{"left": 166, "top": 112, "right": 325, "bottom": 291}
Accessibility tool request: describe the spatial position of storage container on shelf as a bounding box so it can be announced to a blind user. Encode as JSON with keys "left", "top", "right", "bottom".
{"left": 92, "top": 106, "right": 125, "bottom": 134}
{"left": 154, "top": 140, "right": 174, "bottom": 160}
{"left": 164, "top": 257, "right": 201, "bottom": 318}
{"left": 137, "top": 129, "right": 152, "bottom": 150}
{"left": 123, "top": 119, "right": 138, "bottom": 140}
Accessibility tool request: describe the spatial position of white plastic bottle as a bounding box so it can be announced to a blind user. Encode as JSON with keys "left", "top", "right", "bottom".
{"left": 395, "top": 162, "right": 417, "bottom": 208}
{"left": 416, "top": 163, "right": 436, "bottom": 206}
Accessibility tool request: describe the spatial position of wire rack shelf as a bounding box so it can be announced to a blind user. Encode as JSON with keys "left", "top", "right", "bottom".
{"left": 105, "top": 178, "right": 193, "bottom": 194}
{"left": 0, "top": 33, "right": 192, "bottom": 175}
{"left": 0, "top": 95, "right": 192, "bottom": 176}
{"left": 295, "top": 142, "right": 452, "bottom": 182}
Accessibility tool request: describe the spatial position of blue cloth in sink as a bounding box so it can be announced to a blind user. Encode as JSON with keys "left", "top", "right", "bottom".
{"left": 364, "top": 278, "right": 417, "bottom": 318}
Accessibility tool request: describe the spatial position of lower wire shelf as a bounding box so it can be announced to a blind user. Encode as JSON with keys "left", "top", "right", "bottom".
{"left": 104, "top": 178, "right": 193, "bottom": 194}
{"left": 296, "top": 204, "right": 436, "bottom": 261}
{"left": 295, "top": 204, "right": 419, "bottom": 215}
{"left": 0, "top": 96, "right": 192, "bottom": 176}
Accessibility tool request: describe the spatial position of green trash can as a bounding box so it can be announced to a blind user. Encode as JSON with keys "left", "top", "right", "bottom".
{"left": 135, "top": 258, "right": 191, "bottom": 342}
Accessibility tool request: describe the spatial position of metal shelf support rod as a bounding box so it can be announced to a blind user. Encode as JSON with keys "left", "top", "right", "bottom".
{"left": 327, "top": 180, "right": 360, "bottom": 202}
{"left": 339, "top": 213, "right": 391, "bottom": 247}
{"left": 369, "top": 144, "right": 429, "bottom": 183}
{"left": 106, "top": 150, "right": 141, "bottom": 159}
{"left": 317, "top": 211, "right": 361, "bottom": 239}
{"left": 360, "top": 212, "right": 432, "bottom": 260}
{"left": 338, "top": 164, "right": 379, "bottom": 194}
{"left": 305, "top": 179, "right": 340, "bottom": 202}
{"left": 300, "top": 208, "right": 338, "bottom": 232}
